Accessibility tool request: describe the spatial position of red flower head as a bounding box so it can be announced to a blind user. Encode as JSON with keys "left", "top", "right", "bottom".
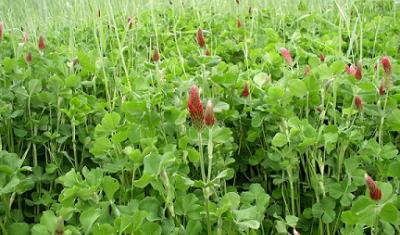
{"left": 345, "top": 64, "right": 361, "bottom": 80}
{"left": 204, "top": 100, "right": 216, "bottom": 126}
{"left": 236, "top": 18, "right": 242, "bottom": 28}
{"left": 379, "top": 84, "right": 386, "bottom": 96}
{"left": 304, "top": 65, "right": 311, "bottom": 76}
{"left": 38, "top": 35, "right": 45, "bottom": 50}
{"left": 188, "top": 85, "right": 204, "bottom": 129}
{"left": 354, "top": 96, "right": 362, "bottom": 110}
{"left": 22, "top": 32, "right": 29, "bottom": 43}
{"left": 242, "top": 82, "right": 249, "bottom": 97}
{"left": 128, "top": 16, "right": 133, "bottom": 29}
{"left": 354, "top": 63, "right": 362, "bottom": 80}
{"left": 364, "top": 173, "right": 382, "bottom": 201}
{"left": 0, "top": 22, "right": 4, "bottom": 40}
{"left": 280, "top": 47, "right": 293, "bottom": 66}
{"left": 381, "top": 56, "right": 391, "bottom": 75}
{"left": 152, "top": 48, "right": 160, "bottom": 62}
{"left": 204, "top": 48, "right": 210, "bottom": 56}
{"left": 25, "top": 52, "right": 32, "bottom": 63}
{"left": 196, "top": 28, "right": 206, "bottom": 48}
{"left": 319, "top": 54, "right": 325, "bottom": 62}
{"left": 345, "top": 64, "right": 355, "bottom": 75}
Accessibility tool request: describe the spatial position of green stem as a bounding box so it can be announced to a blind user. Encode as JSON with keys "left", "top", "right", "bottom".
{"left": 207, "top": 127, "right": 213, "bottom": 182}
{"left": 198, "top": 131, "right": 211, "bottom": 235}
{"left": 198, "top": 131, "right": 206, "bottom": 183}
{"left": 378, "top": 90, "right": 389, "bottom": 146}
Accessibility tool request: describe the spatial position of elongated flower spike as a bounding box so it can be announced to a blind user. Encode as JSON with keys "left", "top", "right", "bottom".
{"left": 22, "top": 32, "right": 29, "bottom": 43}
{"left": 128, "top": 16, "right": 133, "bottom": 29}
{"left": 188, "top": 85, "right": 204, "bottom": 129}
{"left": 0, "top": 22, "right": 4, "bottom": 40}
{"left": 152, "top": 48, "right": 160, "bottom": 62}
{"left": 364, "top": 173, "right": 382, "bottom": 201}
{"left": 38, "top": 35, "right": 45, "bottom": 50}
{"left": 354, "top": 63, "right": 362, "bottom": 80}
{"left": 354, "top": 96, "right": 362, "bottom": 110}
{"left": 320, "top": 54, "right": 325, "bottom": 62}
{"left": 242, "top": 82, "right": 249, "bottom": 97}
{"left": 236, "top": 18, "right": 242, "bottom": 28}
{"left": 345, "top": 64, "right": 362, "bottom": 80}
{"left": 25, "top": 52, "right": 32, "bottom": 63}
{"left": 345, "top": 64, "right": 355, "bottom": 75}
{"left": 196, "top": 28, "right": 206, "bottom": 48}
{"left": 280, "top": 47, "right": 293, "bottom": 66}
{"left": 381, "top": 56, "right": 391, "bottom": 75}
{"left": 304, "top": 65, "right": 311, "bottom": 76}
{"left": 204, "top": 100, "right": 216, "bottom": 127}
{"left": 379, "top": 83, "right": 386, "bottom": 96}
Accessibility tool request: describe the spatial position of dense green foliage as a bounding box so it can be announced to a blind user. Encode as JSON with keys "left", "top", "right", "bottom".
{"left": 0, "top": 0, "right": 400, "bottom": 234}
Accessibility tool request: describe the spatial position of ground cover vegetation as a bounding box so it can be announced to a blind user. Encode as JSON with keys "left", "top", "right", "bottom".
{"left": 0, "top": 0, "right": 400, "bottom": 234}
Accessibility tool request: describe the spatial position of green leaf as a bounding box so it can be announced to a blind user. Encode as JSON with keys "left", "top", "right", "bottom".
{"left": 213, "top": 102, "right": 229, "bottom": 112}
{"left": 78, "top": 50, "right": 96, "bottom": 73}
{"left": 272, "top": 133, "right": 287, "bottom": 147}
{"left": 186, "top": 220, "right": 202, "bottom": 235}
{"left": 102, "top": 176, "right": 120, "bottom": 200}
{"left": 133, "top": 172, "right": 154, "bottom": 188}
{"left": 212, "top": 127, "right": 233, "bottom": 144}
{"left": 378, "top": 182, "right": 393, "bottom": 202}
{"left": 351, "top": 196, "right": 376, "bottom": 226}
{"left": 330, "top": 60, "right": 346, "bottom": 74}
{"left": 31, "top": 224, "right": 51, "bottom": 235}
{"left": 251, "top": 112, "right": 264, "bottom": 128}
{"left": 7, "top": 222, "right": 30, "bottom": 235}
{"left": 388, "top": 161, "right": 400, "bottom": 177}
{"left": 285, "top": 215, "right": 298, "bottom": 227}
{"left": 341, "top": 211, "right": 357, "bottom": 225}
{"left": 132, "top": 211, "right": 148, "bottom": 231}
{"left": 233, "top": 206, "right": 258, "bottom": 222}
{"left": 90, "top": 136, "right": 112, "bottom": 156}
{"left": 142, "top": 222, "right": 161, "bottom": 235}
{"left": 381, "top": 143, "right": 398, "bottom": 160}
{"left": 253, "top": 72, "right": 269, "bottom": 87}
{"left": 101, "top": 112, "right": 121, "bottom": 132}
{"left": 40, "top": 211, "right": 58, "bottom": 234}
{"left": 92, "top": 223, "right": 115, "bottom": 235}
{"left": 80, "top": 208, "right": 101, "bottom": 234}
{"left": 220, "top": 192, "right": 240, "bottom": 211}
{"left": 312, "top": 197, "right": 336, "bottom": 224}
{"left": 268, "top": 86, "right": 285, "bottom": 99}
{"left": 28, "top": 79, "right": 42, "bottom": 95}
{"left": 143, "top": 153, "right": 162, "bottom": 175}
{"left": 2, "top": 57, "right": 17, "bottom": 73}
{"left": 139, "top": 197, "right": 162, "bottom": 221}
{"left": 327, "top": 183, "right": 343, "bottom": 199}
{"left": 289, "top": 79, "right": 307, "bottom": 97}
{"left": 65, "top": 75, "right": 81, "bottom": 88}
{"left": 340, "top": 192, "right": 354, "bottom": 207}
{"left": 386, "top": 109, "right": 400, "bottom": 131}
{"left": 379, "top": 203, "right": 398, "bottom": 224}
{"left": 57, "top": 169, "right": 81, "bottom": 187}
